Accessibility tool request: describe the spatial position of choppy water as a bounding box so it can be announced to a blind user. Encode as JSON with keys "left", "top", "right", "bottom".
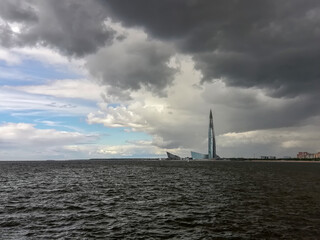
{"left": 0, "top": 160, "right": 319, "bottom": 239}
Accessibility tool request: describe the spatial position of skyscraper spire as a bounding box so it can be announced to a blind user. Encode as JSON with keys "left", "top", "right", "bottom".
{"left": 191, "top": 110, "right": 217, "bottom": 160}
{"left": 208, "top": 109, "right": 216, "bottom": 159}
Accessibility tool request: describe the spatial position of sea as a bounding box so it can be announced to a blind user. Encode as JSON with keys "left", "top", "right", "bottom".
{"left": 0, "top": 160, "right": 319, "bottom": 239}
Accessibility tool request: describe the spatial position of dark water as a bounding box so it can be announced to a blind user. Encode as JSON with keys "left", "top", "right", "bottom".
{"left": 0, "top": 160, "right": 319, "bottom": 239}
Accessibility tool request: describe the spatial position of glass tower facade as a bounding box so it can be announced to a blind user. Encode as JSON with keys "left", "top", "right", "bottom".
{"left": 191, "top": 151, "right": 208, "bottom": 160}
{"left": 208, "top": 109, "right": 216, "bottom": 159}
{"left": 191, "top": 110, "right": 216, "bottom": 159}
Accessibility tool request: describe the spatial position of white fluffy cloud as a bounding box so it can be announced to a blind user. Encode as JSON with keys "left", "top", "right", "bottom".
{"left": 65, "top": 140, "right": 166, "bottom": 158}
{"left": 218, "top": 121, "right": 320, "bottom": 157}
{"left": 0, "top": 87, "right": 96, "bottom": 116}
{"left": 0, "top": 47, "right": 21, "bottom": 64}
{"left": 0, "top": 122, "right": 98, "bottom": 160}
{"left": 16, "top": 79, "right": 104, "bottom": 101}
{"left": 0, "top": 122, "right": 94, "bottom": 145}
{"left": 0, "top": 122, "right": 171, "bottom": 160}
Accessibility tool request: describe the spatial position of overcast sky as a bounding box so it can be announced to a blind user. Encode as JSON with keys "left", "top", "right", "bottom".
{"left": 1, "top": 0, "right": 320, "bottom": 160}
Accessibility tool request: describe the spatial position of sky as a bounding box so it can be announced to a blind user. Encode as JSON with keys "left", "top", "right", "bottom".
{"left": 1, "top": 0, "right": 320, "bottom": 160}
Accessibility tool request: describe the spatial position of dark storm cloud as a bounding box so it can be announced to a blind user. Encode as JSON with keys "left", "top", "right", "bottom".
{"left": 0, "top": 24, "right": 15, "bottom": 48}
{"left": 0, "top": 0, "right": 115, "bottom": 56}
{"left": 0, "top": 0, "right": 178, "bottom": 94}
{"left": 86, "top": 38, "right": 177, "bottom": 96}
{"left": 102, "top": 0, "right": 320, "bottom": 98}
{"left": 1, "top": 0, "right": 320, "bottom": 103}
{"left": 194, "top": 47, "right": 320, "bottom": 98}
{"left": 0, "top": 0, "right": 38, "bottom": 23}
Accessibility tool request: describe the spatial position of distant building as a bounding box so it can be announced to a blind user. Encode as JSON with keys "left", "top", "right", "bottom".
{"left": 261, "top": 156, "right": 276, "bottom": 160}
{"left": 297, "top": 152, "right": 320, "bottom": 159}
{"left": 166, "top": 152, "right": 181, "bottom": 160}
{"left": 191, "top": 110, "right": 217, "bottom": 160}
{"left": 297, "top": 152, "right": 309, "bottom": 159}
{"left": 191, "top": 151, "right": 208, "bottom": 160}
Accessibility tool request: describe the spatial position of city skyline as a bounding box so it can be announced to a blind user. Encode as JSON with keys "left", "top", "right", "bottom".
{"left": 1, "top": 1, "right": 320, "bottom": 160}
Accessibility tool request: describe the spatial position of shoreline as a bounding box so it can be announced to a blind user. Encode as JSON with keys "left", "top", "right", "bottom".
{"left": 0, "top": 159, "right": 319, "bottom": 163}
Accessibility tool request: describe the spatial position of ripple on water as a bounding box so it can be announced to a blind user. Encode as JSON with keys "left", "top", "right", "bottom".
{"left": 0, "top": 160, "right": 319, "bottom": 239}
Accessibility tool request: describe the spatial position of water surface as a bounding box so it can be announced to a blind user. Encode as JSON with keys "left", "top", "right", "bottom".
{"left": 1, "top": 160, "right": 319, "bottom": 239}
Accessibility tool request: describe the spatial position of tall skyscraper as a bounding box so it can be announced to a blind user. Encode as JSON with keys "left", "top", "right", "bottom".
{"left": 208, "top": 109, "right": 216, "bottom": 159}
{"left": 191, "top": 109, "right": 217, "bottom": 159}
